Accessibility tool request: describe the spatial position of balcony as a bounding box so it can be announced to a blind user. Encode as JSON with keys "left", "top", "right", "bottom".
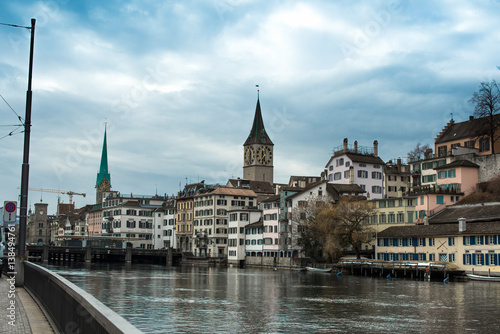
{"left": 409, "top": 184, "right": 462, "bottom": 196}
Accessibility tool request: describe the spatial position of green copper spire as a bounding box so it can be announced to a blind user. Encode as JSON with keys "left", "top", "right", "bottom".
{"left": 96, "top": 125, "right": 111, "bottom": 188}
{"left": 244, "top": 96, "right": 273, "bottom": 146}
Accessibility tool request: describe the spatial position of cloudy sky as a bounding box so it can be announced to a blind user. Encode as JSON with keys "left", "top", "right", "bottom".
{"left": 1, "top": 0, "right": 499, "bottom": 214}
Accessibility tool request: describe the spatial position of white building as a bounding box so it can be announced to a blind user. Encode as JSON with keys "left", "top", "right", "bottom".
{"left": 260, "top": 195, "right": 280, "bottom": 258}
{"left": 325, "top": 138, "right": 385, "bottom": 199}
{"left": 101, "top": 193, "right": 166, "bottom": 248}
{"left": 152, "top": 198, "right": 177, "bottom": 249}
{"left": 227, "top": 208, "right": 262, "bottom": 265}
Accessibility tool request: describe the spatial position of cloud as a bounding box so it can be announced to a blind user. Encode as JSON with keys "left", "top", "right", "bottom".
{"left": 1, "top": 0, "right": 500, "bottom": 213}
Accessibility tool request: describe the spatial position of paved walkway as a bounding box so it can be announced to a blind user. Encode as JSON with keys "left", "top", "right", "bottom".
{"left": 0, "top": 273, "right": 54, "bottom": 334}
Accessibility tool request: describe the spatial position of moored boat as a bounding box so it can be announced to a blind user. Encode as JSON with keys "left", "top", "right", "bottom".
{"left": 305, "top": 266, "right": 333, "bottom": 273}
{"left": 466, "top": 274, "right": 500, "bottom": 282}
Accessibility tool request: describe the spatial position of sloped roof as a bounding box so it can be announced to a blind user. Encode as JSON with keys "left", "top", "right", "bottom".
{"left": 195, "top": 187, "right": 257, "bottom": 198}
{"left": 429, "top": 203, "right": 500, "bottom": 224}
{"left": 244, "top": 98, "right": 273, "bottom": 146}
{"left": 378, "top": 221, "right": 500, "bottom": 238}
{"left": 325, "top": 152, "right": 385, "bottom": 168}
{"left": 227, "top": 179, "right": 274, "bottom": 194}
{"left": 435, "top": 114, "right": 500, "bottom": 144}
{"left": 434, "top": 160, "right": 479, "bottom": 170}
{"left": 260, "top": 194, "right": 280, "bottom": 202}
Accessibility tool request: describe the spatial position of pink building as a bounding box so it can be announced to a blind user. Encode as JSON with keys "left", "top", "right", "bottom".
{"left": 413, "top": 160, "right": 479, "bottom": 223}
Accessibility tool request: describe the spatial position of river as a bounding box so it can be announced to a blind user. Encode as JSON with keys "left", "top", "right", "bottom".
{"left": 45, "top": 263, "right": 500, "bottom": 333}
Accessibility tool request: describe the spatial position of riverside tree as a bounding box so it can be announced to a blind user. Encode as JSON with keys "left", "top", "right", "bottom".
{"left": 469, "top": 79, "right": 500, "bottom": 154}
{"left": 295, "top": 196, "right": 374, "bottom": 262}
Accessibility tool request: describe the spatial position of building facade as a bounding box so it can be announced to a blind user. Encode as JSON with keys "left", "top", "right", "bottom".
{"left": 325, "top": 139, "right": 384, "bottom": 199}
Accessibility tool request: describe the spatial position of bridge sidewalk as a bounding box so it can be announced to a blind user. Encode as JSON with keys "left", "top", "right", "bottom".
{"left": 0, "top": 274, "right": 54, "bottom": 334}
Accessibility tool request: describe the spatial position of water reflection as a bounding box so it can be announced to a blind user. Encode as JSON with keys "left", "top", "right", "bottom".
{"left": 46, "top": 263, "right": 500, "bottom": 334}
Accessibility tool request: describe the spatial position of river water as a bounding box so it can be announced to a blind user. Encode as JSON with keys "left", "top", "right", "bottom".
{"left": 45, "top": 263, "right": 500, "bottom": 334}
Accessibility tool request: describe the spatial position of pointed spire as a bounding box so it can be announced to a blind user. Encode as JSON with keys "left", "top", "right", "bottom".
{"left": 244, "top": 94, "right": 273, "bottom": 146}
{"left": 96, "top": 124, "right": 111, "bottom": 188}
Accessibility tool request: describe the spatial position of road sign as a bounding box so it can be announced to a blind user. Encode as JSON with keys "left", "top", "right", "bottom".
{"left": 3, "top": 201, "right": 17, "bottom": 223}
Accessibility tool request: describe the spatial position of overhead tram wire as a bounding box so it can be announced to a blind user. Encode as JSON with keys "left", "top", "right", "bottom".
{"left": 0, "top": 93, "right": 25, "bottom": 140}
{"left": 0, "top": 93, "right": 24, "bottom": 122}
{"left": 0, "top": 22, "right": 31, "bottom": 30}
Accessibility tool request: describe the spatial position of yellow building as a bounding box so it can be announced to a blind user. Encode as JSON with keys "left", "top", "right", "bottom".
{"left": 376, "top": 203, "right": 500, "bottom": 275}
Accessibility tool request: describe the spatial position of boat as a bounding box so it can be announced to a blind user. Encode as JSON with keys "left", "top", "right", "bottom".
{"left": 305, "top": 266, "right": 333, "bottom": 273}
{"left": 466, "top": 274, "right": 500, "bottom": 282}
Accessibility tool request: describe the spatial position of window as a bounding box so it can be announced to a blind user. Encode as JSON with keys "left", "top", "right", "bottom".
{"left": 334, "top": 172, "right": 342, "bottom": 180}
{"left": 479, "top": 137, "right": 490, "bottom": 152}
{"left": 449, "top": 254, "right": 456, "bottom": 262}
{"left": 429, "top": 238, "right": 435, "bottom": 246}
{"left": 422, "top": 175, "right": 436, "bottom": 183}
{"left": 397, "top": 213, "right": 404, "bottom": 223}
{"left": 465, "top": 140, "right": 475, "bottom": 148}
{"left": 372, "top": 186, "right": 382, "bottom": 194}
{"left": 388, "top": 213, "right": 395, "bottom": 223}
{"left": 436, "top": 196, "right": 444, "bottom": 204}
{"left": 358, "top": 170, "right": 368, "bottom": 178}
{"left": 439, "top": 253, "right": 448, "bottom": 261}
{"left": 488, "top": 253, "right": 497, "bottom": 266}
{"left": 372, "top": 172, "right": 382, "bottom": 179}
{"left": 345, "top": 161, "right": 350, "bottom": 167}
{"left": 438, "top": 146, "right": 447, "bottom": 157}
{"left": 379, "top": 214, "right": 386, "bottom": 224}
{"left": 336, "top": 158, "right": 344, "bottom": 166}
{"left": 344, "top": 170, "right": 350, "bottom": 179}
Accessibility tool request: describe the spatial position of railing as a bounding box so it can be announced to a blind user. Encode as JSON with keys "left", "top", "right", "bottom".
{"left": 24, "top": 262, "right": 142, "bottom": 334}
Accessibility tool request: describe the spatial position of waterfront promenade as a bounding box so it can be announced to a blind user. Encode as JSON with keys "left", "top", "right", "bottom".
{"left": 0, "top": 275, "right": 54, "bottom": 334}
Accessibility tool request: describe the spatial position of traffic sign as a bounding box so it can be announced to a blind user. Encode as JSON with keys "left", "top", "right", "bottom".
{"left": 3, "top": 201, "right": 17, "bottom": 223}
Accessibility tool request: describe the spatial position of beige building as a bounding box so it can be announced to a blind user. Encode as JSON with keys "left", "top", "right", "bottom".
{"left": 366, "top": 196, "right": 416, "bottom": 251}
{"left": 376, "top": 203, "right": 500, "bottom": 275}
{"left": 193, "top": 187, "right": 257, "bottom": 258}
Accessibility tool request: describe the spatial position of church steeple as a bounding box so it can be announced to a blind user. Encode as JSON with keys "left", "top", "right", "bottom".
{"left": 96, "top": 124, "right": 111, "bottom": 204}
{"left": 244, "top": 96, "right": 273, "bottom": 146}
{"left": 243, "top": 93, "right": 274, "bottom": 185}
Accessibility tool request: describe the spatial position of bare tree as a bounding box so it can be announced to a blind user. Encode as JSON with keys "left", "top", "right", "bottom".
{"left": 294, "top": 196, "right": 333, "bottom": 262}
{"left": 334, "top": 197, "right": 374, "bottom": 259}
{"left": 407, "top": 142, "right": 430, "bottom": 162}
{"left": 469, "top": 80, "right": 500, "bottom": 154}
{"left": 295, "top": 196, "right": 374, "bottom": 262}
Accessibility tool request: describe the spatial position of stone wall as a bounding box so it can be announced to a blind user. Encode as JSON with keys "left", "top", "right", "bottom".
{"left": 244, "top": 256, "right": 307, "bottom": 269}
{"left": 458, "top": 153, "right": 500, "bottom": 183}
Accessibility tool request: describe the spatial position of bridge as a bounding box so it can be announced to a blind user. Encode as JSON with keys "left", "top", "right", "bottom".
{"left": 27, "top": 245, "right": 182, "bottom": 265}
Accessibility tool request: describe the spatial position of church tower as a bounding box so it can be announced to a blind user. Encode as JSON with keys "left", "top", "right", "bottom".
{"left": 243, "top": 93, "right": 274, "bottom": 184}
{"left": 96, "top": 124, "right": 111, "bottom": 204}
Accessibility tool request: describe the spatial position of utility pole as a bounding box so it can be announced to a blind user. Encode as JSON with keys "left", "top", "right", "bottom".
{"left": 19, "top": 18, "right": 36, "bottom": 256}
{"left": 17, "top": 18, "right": 36, "bottom": 286}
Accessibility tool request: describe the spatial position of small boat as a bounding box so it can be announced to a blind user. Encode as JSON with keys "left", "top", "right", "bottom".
{"left": 305, "top": 266, "right": 333, "bottom": 273}
{"left": 466, "top": 274, "right": 500, "bottom": 282}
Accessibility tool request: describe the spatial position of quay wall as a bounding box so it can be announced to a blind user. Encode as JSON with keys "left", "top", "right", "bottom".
{"left": 24, "top": 262, "right": 142, "bottom": 334}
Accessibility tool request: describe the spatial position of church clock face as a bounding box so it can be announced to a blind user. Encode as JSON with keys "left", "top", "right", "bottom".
{"left": 256, "top": 145, "right": 272, "bottom": 165}
{"left": 245, "top": 146, "right": 255, "bottom": 165}
{"left": 99, "top": 181, "right": 108, "bottom": 191}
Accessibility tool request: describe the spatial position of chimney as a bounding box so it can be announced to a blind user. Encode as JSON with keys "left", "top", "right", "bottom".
{"left": 373, "top": 140, "right": 378, "bottom": 157}
{"left": 424, "top": 148, "right": 433, "bottom": 159}
{"left": 397, "top": 158, "right": 401, "bottom": 170}
{"left": 349, "top": 166, "right": 354, "bottom": 184}
{"left": 354, "top": 141, "right": 358, "bottom": 153}
{"left": 458, "top": 217, "right": 466, "bottom": 232}
{"left": 469, "top": 116, "right": 474, "bottom": 121}
{"left": 343, "top": 138, "right": 348, "bottom": 151}
{"left": 423, "top": 217, "right": 429, "bottom": 225}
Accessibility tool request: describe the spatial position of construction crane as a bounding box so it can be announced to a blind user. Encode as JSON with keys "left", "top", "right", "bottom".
{"left": 17, "top": 187, "right": 86, "bottom": 204}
